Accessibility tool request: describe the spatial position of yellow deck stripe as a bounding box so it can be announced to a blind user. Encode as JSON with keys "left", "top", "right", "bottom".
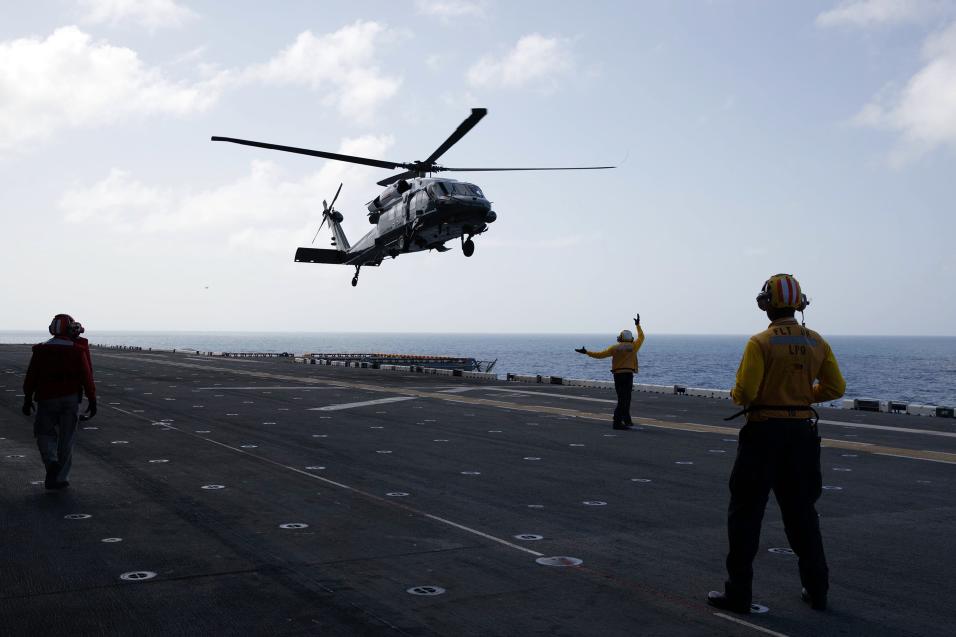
{"left": 101, "top": 354, "right": 956, "bottom": 465}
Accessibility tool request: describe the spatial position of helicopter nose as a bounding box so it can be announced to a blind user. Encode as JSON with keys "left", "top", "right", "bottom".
{"left": 484, "top": 210, "right": 497, "bottom": 223}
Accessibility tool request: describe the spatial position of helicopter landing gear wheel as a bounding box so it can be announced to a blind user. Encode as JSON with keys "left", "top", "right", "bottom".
{"left": 352, "top": 266, "right": 361, "bottom": 287}
{"left": 462, "top": 237, "right": 475, "bottom": 257}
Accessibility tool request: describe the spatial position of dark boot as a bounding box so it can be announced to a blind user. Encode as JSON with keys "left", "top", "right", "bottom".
{"left": 44, "top": 462, "right": 60, "bottom": 490}
{"left": 707, "top": 591, "right": 751, "bottom": 614}
{"left": 801, "top": 587, "right": 827, "bottom": 611}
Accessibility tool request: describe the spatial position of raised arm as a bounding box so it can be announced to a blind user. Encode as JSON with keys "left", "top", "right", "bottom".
{"left": 633, "top": 323, "right": 645, "bottom": 351}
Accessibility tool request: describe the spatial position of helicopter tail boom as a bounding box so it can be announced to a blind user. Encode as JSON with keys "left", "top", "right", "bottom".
{"left": 294, "top": 248, "right": 348, "bottom": 264}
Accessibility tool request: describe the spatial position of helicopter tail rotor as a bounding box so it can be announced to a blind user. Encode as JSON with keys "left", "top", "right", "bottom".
{"left": 311, "top": 183, "right": 344, "bottom": 245}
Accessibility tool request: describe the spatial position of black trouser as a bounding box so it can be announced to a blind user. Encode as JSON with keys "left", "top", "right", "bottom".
{"left": 612, "top": 372, "right": 634, "bottom": 425}
{"left": 724, "top": 419, "right": 828, "bottom": 603}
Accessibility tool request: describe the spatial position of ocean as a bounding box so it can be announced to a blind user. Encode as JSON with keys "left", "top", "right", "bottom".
{"left": 2, "top": 331, "right": 955, "bottom": 407}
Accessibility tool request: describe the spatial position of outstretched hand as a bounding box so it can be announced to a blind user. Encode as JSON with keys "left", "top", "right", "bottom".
{"left": 21, "top": 399, "right": 34, "bottom": 417}
{"left": 634, "top": 313, "right": 640, "bottom": 326}
{"left": 574, "top": 347, "right": 587, "bottom": 354}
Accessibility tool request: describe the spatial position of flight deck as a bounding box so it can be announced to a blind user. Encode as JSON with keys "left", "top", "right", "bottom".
{"left": 1, "top": 344, "right": 954, "bottom": 636}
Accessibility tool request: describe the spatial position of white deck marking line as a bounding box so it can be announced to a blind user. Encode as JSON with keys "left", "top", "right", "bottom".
{"left": 197, "top": 386, "right": 335, "bottom": 390}
{"left": 713, "top": 613, "right": 789, "bottom": 637}
{"left": 818, "top": 419, "right": 956, "bottom": 439}
{"left": 97, "top": 355, "right": 956, "bottom": 465}
{"left": 874, "top": 452, "right": 956, "bottom": 465}
{"left": 106, "top": 405, "right": 543, "bottom": 558}
{"left": 486, "top": 387, "right": 616, "bottom": 404}
{"left": 437, "top": 387, "right": 486, "bottom": 394}
{"left": 310, "top": 397, "right": 417, "bottom": 411}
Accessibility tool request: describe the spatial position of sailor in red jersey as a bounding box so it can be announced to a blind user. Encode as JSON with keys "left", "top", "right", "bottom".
{"left": 22, "top": 314, "right": 97, "bottom": 490}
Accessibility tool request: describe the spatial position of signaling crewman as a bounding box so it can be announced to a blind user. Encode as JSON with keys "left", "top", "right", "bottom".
{"left": 575, "top": 315, "right": 644, "bottom": 430}
{"left": 22, "top": 314, "right": 97, "bottom": 490}
{"left": 707, "top": 274, "right": 845, "bottom": 614}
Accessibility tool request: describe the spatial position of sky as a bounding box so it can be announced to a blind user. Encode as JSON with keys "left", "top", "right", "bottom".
{"left": 1, "top": 0, "right": 954, "bottom": 336}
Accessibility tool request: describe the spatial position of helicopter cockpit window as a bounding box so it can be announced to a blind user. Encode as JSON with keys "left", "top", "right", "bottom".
{"left": 447, "top": 183, "right": 484, "bottom": 198}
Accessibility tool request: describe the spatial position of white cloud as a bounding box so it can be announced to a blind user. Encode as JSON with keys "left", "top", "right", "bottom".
{"left": 854, "top": 21, "right": 956, "bottom": 159}
{"left": 0, "top": 26, "right": 224, "bottom": 150}
{"left": 816, "top": 0, "right": 949, "bottom": 28}
{"left": 467, "top": 34, "right": 573, "bottom": 90}
{"left": 79, "top": 0, "right": 197, "bottom": 29}
{"left": 60, "top": 135, "right": 395, "bottom": 251}
{"left": 61, "top": 168, "right": 170, "bottom": 229}
{"left": 0, "top": 22, "right": 402, "bottom": 150}
{"left": 415, "top": 0, "right": 485, "bottom": 18}
{"left": 243, "top": 21, "right": 401, "bottom": 123}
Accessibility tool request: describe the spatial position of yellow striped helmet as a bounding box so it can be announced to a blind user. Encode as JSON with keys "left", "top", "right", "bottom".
{"left": 756, "top": 274, "right": 809, "bottom": 311}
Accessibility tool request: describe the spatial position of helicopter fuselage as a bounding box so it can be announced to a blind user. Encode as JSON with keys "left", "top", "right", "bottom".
{"left": 342, "top": 177, "right": 496, "bottom": 265}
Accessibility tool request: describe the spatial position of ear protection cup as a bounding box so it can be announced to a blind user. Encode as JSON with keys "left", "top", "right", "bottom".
{"left": 755, "top": 281, "right": 773, "bottom": 311}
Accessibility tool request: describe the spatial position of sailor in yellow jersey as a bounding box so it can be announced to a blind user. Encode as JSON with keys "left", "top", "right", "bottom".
{"left": 575, "top": 315, "right": 645, "bottom": 430}
{"left": 708, "top": 274, "right": 845, "bottom": 615}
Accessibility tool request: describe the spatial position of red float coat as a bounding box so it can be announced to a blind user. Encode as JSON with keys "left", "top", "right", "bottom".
{"left": 74, "top": 336, "right": 93, "bottom": 373}
{"left": 23, "top": 338, "right": 97, "bottom": 401}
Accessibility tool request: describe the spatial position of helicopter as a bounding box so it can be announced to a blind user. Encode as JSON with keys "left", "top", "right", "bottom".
{"left": 212, "top": 108, "right": 613, "bottom": 286}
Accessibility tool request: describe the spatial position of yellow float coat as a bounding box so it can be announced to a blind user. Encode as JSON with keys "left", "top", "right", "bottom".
{"left": 732, "top": 318, "right": 845, "bottom": 421}
{"left": 586, "top": 325, "right": 645, "bottom": 373}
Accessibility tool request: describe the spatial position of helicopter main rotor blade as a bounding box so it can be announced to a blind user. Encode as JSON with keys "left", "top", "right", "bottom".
{"left": 423, "top": 108, "right": 487, "bottom": 165}
{"left": 438, "top": 165, "right": 616, "bottom": 172}
{"left": 376, "top": 170, "right": 419, "bottom": 187}
{"left": 211, "top": 136, "right": 406, "bottom": 171}
{"left": 328, "top": 182, "right": 343, "bottom": 210}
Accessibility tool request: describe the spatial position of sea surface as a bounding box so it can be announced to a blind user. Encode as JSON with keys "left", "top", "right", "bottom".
{"left": 2, "top": 331, "right": 955, "bottom": 407}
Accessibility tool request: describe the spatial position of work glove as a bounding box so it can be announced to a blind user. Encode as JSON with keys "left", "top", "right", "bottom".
{"left": 575, "top": 347, "right": 587, "bottom": 354}
{"left": 22, "top": 397, "right": 34, "bottom": 416}
{"left": 634, "top": 313, "right": 640, "bottom": 326}
{"left": 80, "top": 397, "right": 97, "bottom": 422}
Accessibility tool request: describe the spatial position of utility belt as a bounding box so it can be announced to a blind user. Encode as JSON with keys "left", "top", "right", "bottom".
{"left": 725, "top": 404, "right": 819, "bottom": 427}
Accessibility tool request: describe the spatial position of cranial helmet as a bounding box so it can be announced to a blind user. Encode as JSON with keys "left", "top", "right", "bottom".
{"left": 618, "top": 329, "right": 634, "bottom": 342}
{"left": 756, "top": 274, "right": 809, "bottom": 311}
{"left": 48, "top": 314, "right": 75, "bottom": 338}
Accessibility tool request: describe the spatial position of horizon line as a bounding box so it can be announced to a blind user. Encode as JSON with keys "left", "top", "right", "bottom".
{"left": 2, "top": 329, "right": 956, "bottom": 339}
